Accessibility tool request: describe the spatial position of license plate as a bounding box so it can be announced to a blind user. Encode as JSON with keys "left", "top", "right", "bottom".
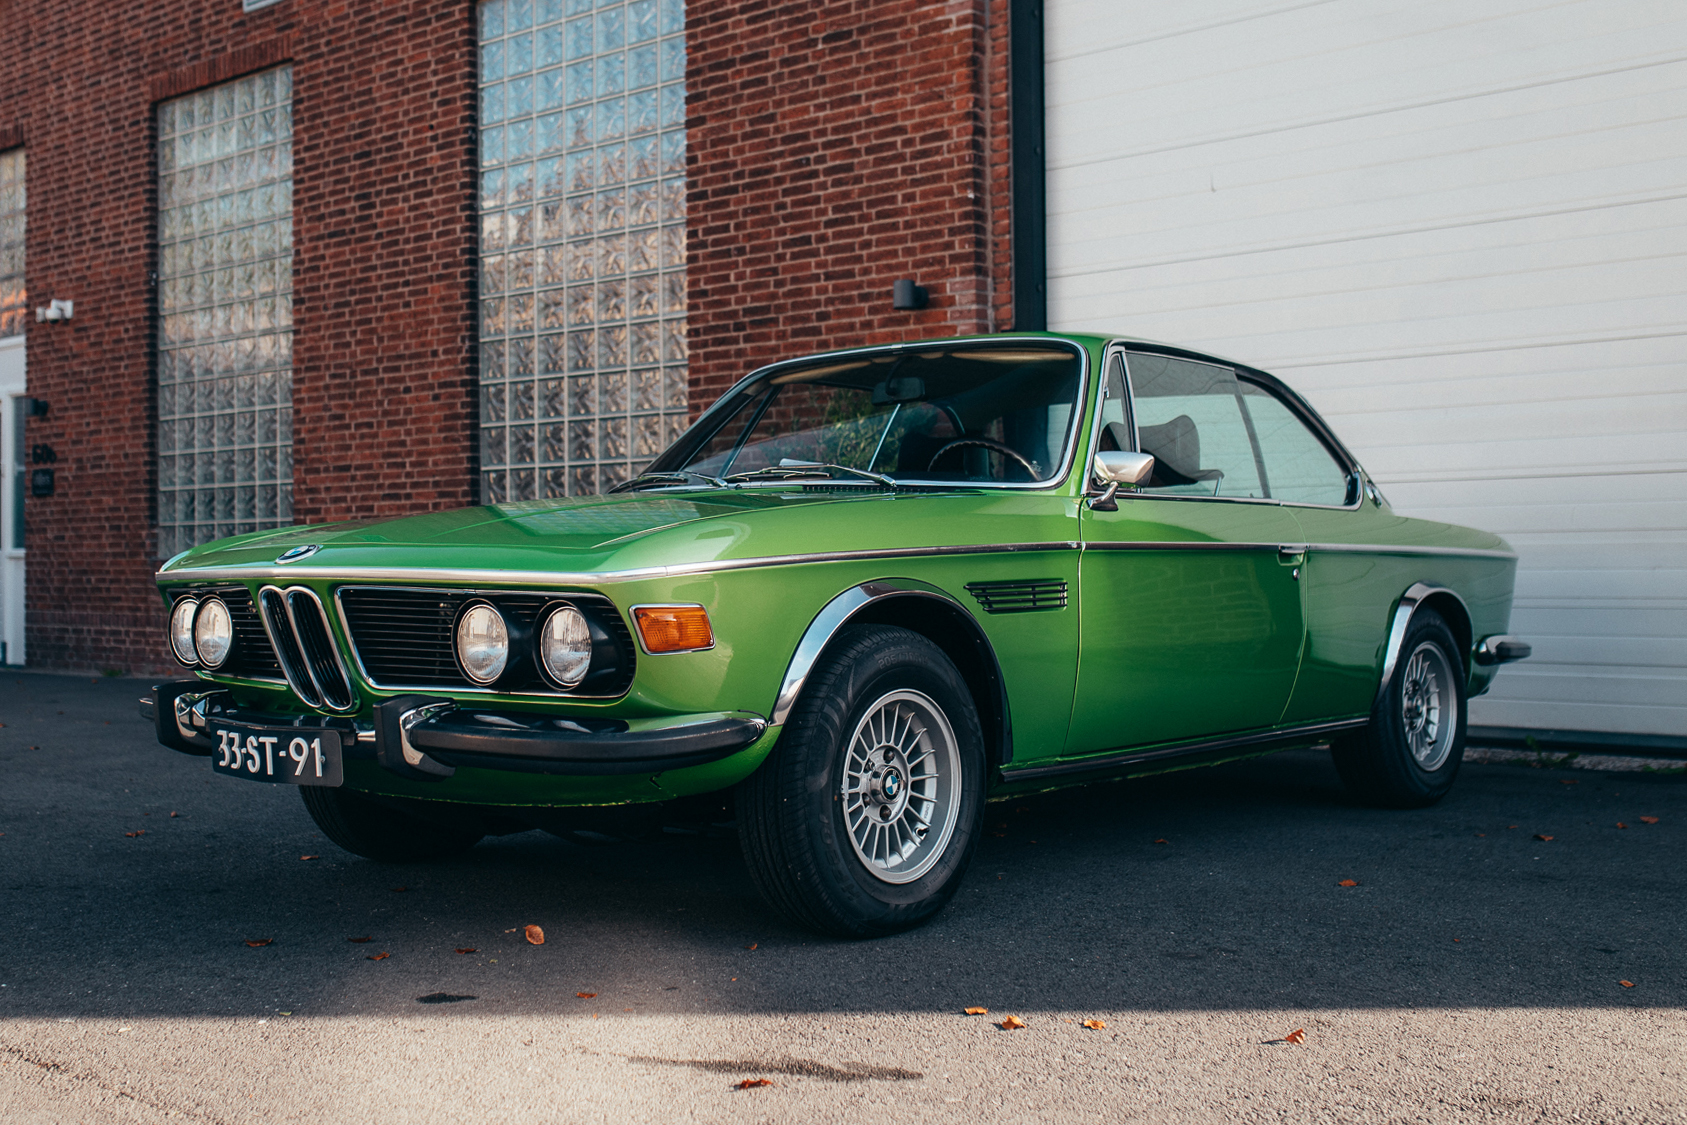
{"left": 210, "top": 723, "right": 344, "bottom": 787}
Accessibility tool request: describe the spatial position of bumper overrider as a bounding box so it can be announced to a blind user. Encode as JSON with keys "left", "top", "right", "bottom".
{"left": 141, "top": 680, "right": 768, "bottom": 780}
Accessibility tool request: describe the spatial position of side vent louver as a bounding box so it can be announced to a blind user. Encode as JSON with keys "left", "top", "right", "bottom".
{"left": 964, "top": 578, "right": 1068, "bottom": 614}
{"left": 258, "top": 585, "right": 356, "bottom": 712}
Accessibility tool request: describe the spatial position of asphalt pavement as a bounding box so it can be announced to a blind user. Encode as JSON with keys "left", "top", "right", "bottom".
{"left": 2, "top": 672, "right": 1683, "bottom": 1123}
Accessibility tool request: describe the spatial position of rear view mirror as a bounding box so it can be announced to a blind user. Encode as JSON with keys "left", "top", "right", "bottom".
{"left": 1088, "top": 451, "right": 1154, "bottom": 511}
{"left": 1094, "top": 451, "right": 1154, "bottom": 486}
{"left": 871, "top": 375, "right": 926, "bottom": 405}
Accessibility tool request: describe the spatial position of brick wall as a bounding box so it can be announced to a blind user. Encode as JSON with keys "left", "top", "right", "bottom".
{"left": 686, "top": 0, "right": 1016, "bottom": 408}
{"left": 1, "top": 0, "right": 1022, "bottom": 672}
{"left": 0, "top": 0, "right": 479, "bottom": 672}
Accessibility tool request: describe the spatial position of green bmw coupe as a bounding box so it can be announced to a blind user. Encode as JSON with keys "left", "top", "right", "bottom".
{"left": 145, "top": 333, "right": 1529, "bottom": 936}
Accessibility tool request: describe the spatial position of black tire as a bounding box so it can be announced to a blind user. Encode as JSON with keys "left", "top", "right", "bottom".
{"left": 1333, "top": 608, "right": 1467, "bottom": 808}
{"left": 737, "top": 624, "right": 987, "bottom": 938}
{"left": 300, "top": 787, "right": 485, "bottom": 862}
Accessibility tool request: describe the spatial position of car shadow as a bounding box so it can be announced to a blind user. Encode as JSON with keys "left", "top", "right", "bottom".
{"left": 1, "top": 674, "right": 1682, "bottom": 1019}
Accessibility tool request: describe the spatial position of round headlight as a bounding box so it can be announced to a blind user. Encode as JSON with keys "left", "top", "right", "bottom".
{"left": 169, "top": 598, "right": 200, "bottom": 665}
{"left": 539, "top": 605, "right": 592, "bottom": 688}
{"left": 456, "top": 603, "right": 510, "bottom": 684}
{"left": 193, "top": 598, "right": 235, "bottom": 669}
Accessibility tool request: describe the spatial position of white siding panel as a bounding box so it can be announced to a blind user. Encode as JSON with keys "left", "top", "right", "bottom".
{"left": 1047, "top": 0, "right": 1687, "bottom": 737}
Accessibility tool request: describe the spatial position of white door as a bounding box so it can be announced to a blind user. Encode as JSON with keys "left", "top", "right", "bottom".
{"left": 1043, "top": 0, "right": 1687, "bottom": 739}
{"left": 0, "top": 334, "right": 24, "bottom": 666}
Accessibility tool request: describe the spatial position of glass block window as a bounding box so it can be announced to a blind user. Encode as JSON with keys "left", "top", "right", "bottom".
{"left": 478, "top": 0, "right": 689, "bottom": 501}
{"left": 0, "top": 148, "right": 24, "bottom": 339}
{"left": 155, "top": 67, "right": 294, "bottom": 558}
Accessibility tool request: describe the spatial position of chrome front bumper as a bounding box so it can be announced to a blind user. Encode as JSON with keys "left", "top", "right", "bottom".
{"left": 142, "top": 681, "right": 766, "bottom": 779}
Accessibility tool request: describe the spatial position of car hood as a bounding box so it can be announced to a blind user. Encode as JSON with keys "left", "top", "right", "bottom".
{"left": 158, "top": 488, "right": 967, "bottom": 579}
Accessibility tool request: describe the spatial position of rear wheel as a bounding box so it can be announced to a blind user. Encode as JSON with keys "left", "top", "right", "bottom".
{"left": 737, "top": 625, "right": 986, "bottom": 938}
{"left": 1333, "top": 608, "right": 1467, "bottom": 808}
{"left": 300, "top": 788, "right": 485, "bottom": 862}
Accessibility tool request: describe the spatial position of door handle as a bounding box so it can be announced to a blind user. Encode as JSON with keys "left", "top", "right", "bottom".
{"left": 1277, "top": 544, "right": 1307, "bottom": 563}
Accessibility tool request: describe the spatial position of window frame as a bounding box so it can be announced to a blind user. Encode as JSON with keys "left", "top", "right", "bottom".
{"left": 1094, "top": 342, "right": 1363, "bottom": 511}
{"left": 651, "top": 336, "right": 1094, "bottom": 492}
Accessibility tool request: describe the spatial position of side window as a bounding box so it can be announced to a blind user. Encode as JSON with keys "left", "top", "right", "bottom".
{"left": 1125, "top": 352, "right": 1264, "bottom": 498}
{"left": 1094, "top": 351, "right": 1131, "bottom": 452}
{"left": 1239, "top": 383, "right": 1350, "bottom": 506}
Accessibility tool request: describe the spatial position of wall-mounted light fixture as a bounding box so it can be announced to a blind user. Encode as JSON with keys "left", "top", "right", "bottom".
{"left": 35, "top": 299, "right": 73, "bottom": 323}
{"left": 892, "top": 280, "right": 929, "bottom": 310}
{"left": 23, "top": 398, "right": 48, "bottom": 418}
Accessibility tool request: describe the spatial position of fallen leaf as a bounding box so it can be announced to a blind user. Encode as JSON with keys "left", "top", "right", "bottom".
{"left": 963, "top": 1007, "right": 989, "bottom": 1015}
{"left": 245, "top": 939, "right": 273, "bottom": 948}
{"left": 1560, "top": 779, "right": 1578, "bottom": 785}
{"left": 367, "top": 952, "right": 390, "bottom": 961}
{"left": 504, "top": 928, "right": 518, "bottom": 933}
{"left": 299, "top": 855, "right": 320, "bottom": 861}
{"left": 1508, "top": 824, "right": 1518, "bottom": 829}
{"left": 279, "top": 1012, "right": 291, "bottom": 1016}
{"left": 1337, "top": 879, "right": 1359, "bottom": 887}
{"left": 745, "top": 943, "right": 758, "bottom": 951}
{"left": 998, "top": 1015, "right": 1027, "bottom": 1030}
{"left": 1284, "top": 1028, "right": 1306, "bottom": 1044}
{"left": 1617, "top": 822, "right": 1628, "bottom": 829}
{"left": 577, "top": 992, "right": 597, "bottom": 999}
{"left": 525, "top": 924, "right": 545, "bottom": 945}
{"left": 735, "top": 1078, "right": 774, "bottom": 1089}
{"left": 1476, "top": 833, "right": 1486, "bottom": 837}
{"left": 1453, "top": 938, "right": 1461, "bottom": 942}
{"left": 169, "top": 811, "right": 179, "bottom": 818}
{"left": 391, "top": 886, "right": 408, "bottom": 893}
{"left": 124, "top": 830, "right": 145, "bottom": 838}
{"left": 1153, "top": 838, "right": 1168, "bottom": 844}
{"left": 455, "top": 948, "right": 478, "bottom": 955}
{"left": 1640, "top": 816, "right": 1659, "bottom": 825}
{"left": 1620, "top": 980, "right": 1635, "bottom": 988}
{"left": 1082, "top": 1019, "right": 1107, "bottom": 1030}
{"left": 348, "top": 936, "right": 373, "bottom": 944}
{"left": 1534, "top": 834, "right": 1554, "bottom": 841}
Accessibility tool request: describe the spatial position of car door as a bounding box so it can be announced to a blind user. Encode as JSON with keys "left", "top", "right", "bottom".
{"left": 1066, "top": 348, "right": 1307, "bottom": 756}
{"left": 1231, "top": 376, "right": 1410, "bottom": 725}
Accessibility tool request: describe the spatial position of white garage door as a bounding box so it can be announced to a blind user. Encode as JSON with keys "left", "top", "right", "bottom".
{"left": 1044, "top": 0, "right": 1687, "bottom": 739}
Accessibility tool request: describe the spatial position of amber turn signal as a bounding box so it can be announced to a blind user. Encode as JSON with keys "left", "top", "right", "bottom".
{"left": 633, "top": 605, "right": 714, "bottom": 653}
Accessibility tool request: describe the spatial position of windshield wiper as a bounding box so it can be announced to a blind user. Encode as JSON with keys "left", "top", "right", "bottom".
{"left": 725, "top": 459, "right": 899, "bottom": 489}
{"left": 608, "top": 470, "right": 730, "bottom": 493}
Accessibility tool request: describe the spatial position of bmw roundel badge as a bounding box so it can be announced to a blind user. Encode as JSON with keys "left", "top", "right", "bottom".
{"left": 275, "top": 543, "right": 322, "bottom": 565}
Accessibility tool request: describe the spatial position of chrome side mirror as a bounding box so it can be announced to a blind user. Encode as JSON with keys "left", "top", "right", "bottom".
{"left": 1088, "top": 451, "right": 1154, "bottom": 511}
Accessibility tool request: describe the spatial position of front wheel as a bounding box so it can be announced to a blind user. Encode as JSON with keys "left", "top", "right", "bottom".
{"left": 737, "top": 625, "right": 986, "bottom": 938}
{"left": 1333, "top": 608, "right": 1467, "bottom": 808}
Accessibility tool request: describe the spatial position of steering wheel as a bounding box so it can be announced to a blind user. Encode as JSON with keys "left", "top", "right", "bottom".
{"left": 926, "top": 438, "right": 1040, "bottom": 481}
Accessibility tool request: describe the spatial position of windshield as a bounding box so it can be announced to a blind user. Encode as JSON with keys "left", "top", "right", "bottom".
{"left": 647, "top": 343, "right": 1084, "bottom": 485}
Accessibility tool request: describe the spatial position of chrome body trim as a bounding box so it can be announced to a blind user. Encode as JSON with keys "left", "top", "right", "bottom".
{"left": 399, "top": 701, "right": 457, "bottom": 777}
{"left": 258, "top": 585, "right": 321, "bottom": 708}
{"left": 161, "top": 538, "right": 1513, "bottom": 588}
{"left": 158, "top": 541, "right": 1085, "bottom": 585}
{"left": 285, "top": 585, "right": 359, "bottom": 712}
{"left": 331, "top": 586, "right": 632, "bottom": 700}
{"left": 1375, "top": 582, "right": 1470, "bottom": 712}
{"left": 258, "top": 584, "right": 359, "bottom": 714}
{"left": 1001, "top": 717, "right": 1370, "bottom": 782}
{"left": 173, "top": 688, "right": 229, "bottom": 744}
{"left": 657, "top": 335, "right": 1093, "bottom": 493}
{"left": 1102, "top": 344, "right": 1367, "bottom": 512}
{"left": 627, "top": 603, "right": 717, "bottom": 656}
{"left": 1474, "top": 634, "right": 1532, "bottom": 665}
{"left": 1306, "top": 542, "right": 1518, "bottom": 561}
{"left": 771, "top": 579, "right": 977, "bottom": 729}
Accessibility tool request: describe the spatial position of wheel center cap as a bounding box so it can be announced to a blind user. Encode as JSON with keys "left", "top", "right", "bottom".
{"left": 882, "top": 768, "right": 902, "bottom": 800}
